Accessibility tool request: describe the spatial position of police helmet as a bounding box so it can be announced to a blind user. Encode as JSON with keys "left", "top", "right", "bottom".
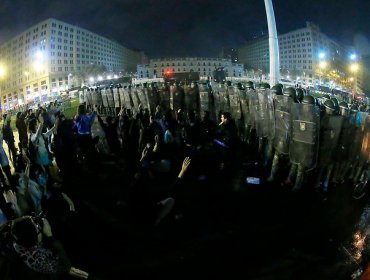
{"left": 276, "top": 83, "right": 284, "bottom": 90}
{"left": 350, "top": 104, "right": 359, "bottom": 113}
{"left": 271, "top": 84, "right": 283, "bottom": 95}
{"left": 245, "top": 81, "right": 255, "bottom": 89}
{"left": 301, "top": 95, "right": 315, "bottom": 105}
{"left": 323, "top": 99, "right": 335, "bottom": 111}
{"left": 338, "top": 101, "right": 348, "bottom": 109}
{"left": 257, "top": 83, "right": 270, "bottom": 89}
{"left": 283, "top": 87, "right": 296, "bottom": 99}
{"left": 331, "top": 97, "right": 339, "bottom": 108}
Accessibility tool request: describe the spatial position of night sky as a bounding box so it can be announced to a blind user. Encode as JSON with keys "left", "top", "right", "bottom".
{"left": 0, "top": 0, "right": 370, "bottom": 58}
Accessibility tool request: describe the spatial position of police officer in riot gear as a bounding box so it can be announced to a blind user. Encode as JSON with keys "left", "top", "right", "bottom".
{"left": 296, "top": 88, "right": 304, "bottom": 103}
{"left": 332, "top": 100, "right": 352, "bottom": 183}
{"left": 315, "top": 99, "right": 343, "bottom": 192}
{"left": 267, "top": 86, "right": 295, "bottom": 182}
{"left": 286, "top": 95, "right": 319, "bottom": 191}
{"left": 251, "top": 82, "right": 274, "bottom": 165}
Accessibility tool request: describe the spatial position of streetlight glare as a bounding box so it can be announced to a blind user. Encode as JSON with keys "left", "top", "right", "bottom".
{"left": 98, "top": 76, "right": 103, "bottom": 81}
{"left": 318, "top": 52, "right": 326, "bottom": 59}
{"left": 0, "top": 64, "right": 6, "bottom": 78}
{"left": 107, "top": 75, "right": 112, "bottom": 80}
{"left": 33, "top": 61, "right": 43, "bottom": 72}
{"left": 350, "top": 63, "right": 359, "bottom": 73}
{"left": 319, "top": 61, "right": 327, "bottom": 69}
{"left": 89, "top": 77, "right": 94, "bottom": 82}
{"left": 35, "top": 51, "right": 43, "bottom": 60}
{"left": 350, "top": 54, "right": 357, "bottom": 60}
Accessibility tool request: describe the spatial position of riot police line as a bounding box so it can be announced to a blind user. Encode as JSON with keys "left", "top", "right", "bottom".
{"left": 78, "top": 80, "right": 370, "bottom": 193}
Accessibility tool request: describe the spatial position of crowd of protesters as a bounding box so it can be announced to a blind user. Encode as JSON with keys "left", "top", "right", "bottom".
{"left": 0, "top": 79, "right": 367, "bottom": 278}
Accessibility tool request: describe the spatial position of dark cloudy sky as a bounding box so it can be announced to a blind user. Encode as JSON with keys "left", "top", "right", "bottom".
{"left": 0, "top": 0, "right": 370, "bottom": 58}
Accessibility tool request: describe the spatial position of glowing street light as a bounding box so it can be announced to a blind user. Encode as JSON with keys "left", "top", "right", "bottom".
{"left": 33, "top": 61, "right": 44, "bottom": 72}
{"left": 35, "top": 51, "right": 43, "bottom": 60}
{"left": 114, "top": 75, "right": 118, "bottom": 79}
{"left": 0, "top": 64, "right": 6, "bottom": 78}
{"left": 350, "top": 63, "right": 359, "bottom": 73}
{"left": 350, "top": 54, "right": 357, "bottom": 61}
{"left": 98, "top": 76, "right": 103, "bottom": 81}
{"left": 319, "top": 61, "right": 327, "bottom": 69}
{"left": 318, "top": 52, "right": 326, "bottom": 59}
{"left": 89, "top": 77, "right": 94, "bottom": 83}
{"left": 107, "top": 75, "right": 112, "bottom": 80}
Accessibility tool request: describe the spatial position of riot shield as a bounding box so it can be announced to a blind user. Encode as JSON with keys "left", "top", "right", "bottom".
{"left": 106, "top": 88, "right": 115, "bottom": 108}
{"left": 146, "top": 87, "right": 159, "bottom": 115}
{"left": 84, "top": 89, "right": 90, "bottom": 106}
{"left": 159, "top": 85, "right": 170, "bottom": 111}
{"left": 113, "top": 88, "right": 120, "bottom": 108}
{"left": 290, "top": 103, "right": 320, "bottom": 170}
{"left": 121, "top": 88, "right": 132, "bottom": 110}
{"left": 361, "top": 115, "right": 370, "bottom": 162}
{"left": 136, "top": 87, "right": 147, "bottom": 108}
{"left": 170, "top": 85, "right": 183, "bottom": 111}
{"left": 118, "top": 88, "right": 125, "bottom": 108}
{"left": 318, "top": 115, "right": 343, "bottom": 166}
{"left": 212, "top": 88, "right": 221, "bottom": 120}
{"left": 185, "top": 87, "right": 200, "bottom": 113}
{"left": 131, "top": 88, "right": 140, "bottom": 111}
{"left": 348, "top": 112, "right": 366, "bottom": 162}
{"left": 252, "top": 88, "right": 275, "bottom": 139}
{"left": 217, "top": 84, "right": 229, "bottom": 113}
{"left": 240, "top": 88, "right": 253, "bottom": 127}
{"left": 78, "top": 90, "right": 84, "bottom": 104}
{"left": 95, "top": 89, "right": 103, "bottom": 106}
{"left": 91, "top": 90, "right": 97, "bottom": 106}
{"left": 228, "top": 86, "right": 241, "bottom": 120}
{"left": 101, "top": 88, "right": 109, "bottom": 108}
{"left": 273, "top": 95, "right": 292, "bottom": 154}
{"left": 199, "top": 85, "right": 210, "bottom": 113}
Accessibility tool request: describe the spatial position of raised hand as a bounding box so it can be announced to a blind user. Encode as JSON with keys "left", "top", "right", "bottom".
{"left": 178, "top": 157, "right": 191, "bottom": 179}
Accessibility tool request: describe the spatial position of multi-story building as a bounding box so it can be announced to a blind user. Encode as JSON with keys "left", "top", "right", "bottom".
{"left": 219, "top": 48, "right": 239, "bottom": 63}
{"left": 137, "top": 57, "right": 244, "bottom": 79}
{"left": 0, "top": 18, "right": 144, "bottom": 110}
{"left": 239, "top": 22, "right": 359, "bottom": 89}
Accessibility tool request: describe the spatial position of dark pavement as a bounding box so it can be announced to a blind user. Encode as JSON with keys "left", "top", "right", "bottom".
{"left": 50, "top": 142, "right": 370, "bottom": 280}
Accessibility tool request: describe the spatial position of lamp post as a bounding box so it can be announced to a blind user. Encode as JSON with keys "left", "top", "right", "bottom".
{"left": 264, "top": 0, "right": 280, "bottom": 85}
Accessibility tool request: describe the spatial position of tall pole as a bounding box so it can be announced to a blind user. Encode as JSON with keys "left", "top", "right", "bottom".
{"left": 264, "top": 0, "right": 280, "bottom": 85}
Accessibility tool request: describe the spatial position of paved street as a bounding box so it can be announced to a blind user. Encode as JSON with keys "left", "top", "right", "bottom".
{"left": 2, "top": 125, "right": 368, "bottom": 280}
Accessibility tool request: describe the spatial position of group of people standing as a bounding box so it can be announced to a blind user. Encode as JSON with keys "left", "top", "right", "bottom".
{"left": 0, "top": 78, "right": 367, "bottom": 278}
